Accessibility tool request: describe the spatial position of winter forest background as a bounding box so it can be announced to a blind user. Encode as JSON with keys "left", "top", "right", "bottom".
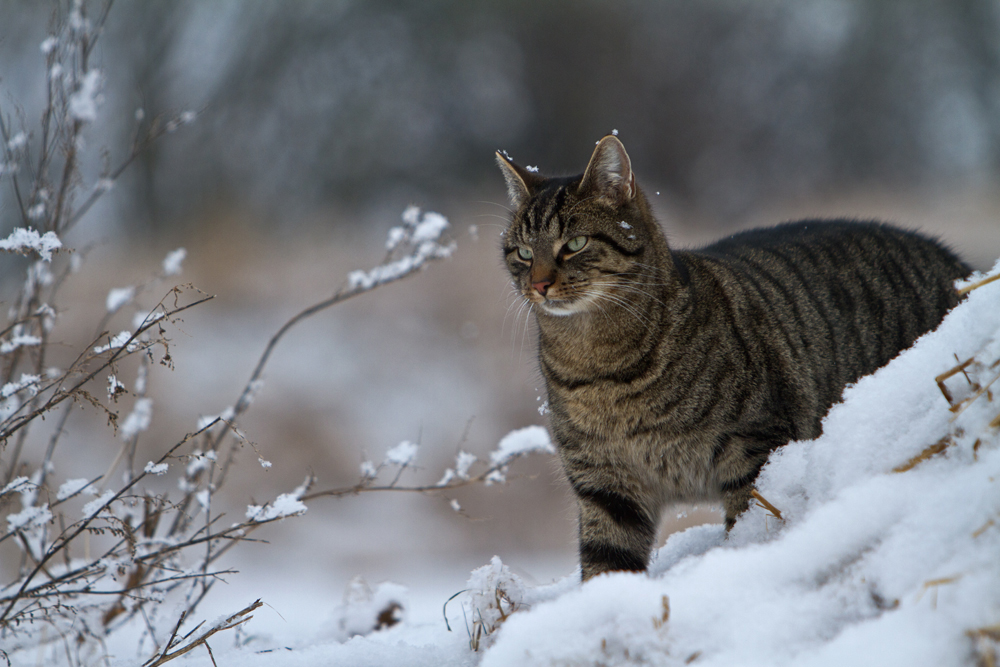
{"left": 2, "top": 1, "right": 1000, "bottom": 665}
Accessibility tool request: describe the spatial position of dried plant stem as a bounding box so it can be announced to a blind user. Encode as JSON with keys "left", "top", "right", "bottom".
{"left": 750, "top": 489, "right": 783, "bottom": 520}
{"left": 142, "top": 599, "right": 262, "bottom": 667}
{"left": 957, "top": 273, "right": 1000, "bottom": 297}
{"left": 892, "top": 436, "right": 953, "bottom": 473}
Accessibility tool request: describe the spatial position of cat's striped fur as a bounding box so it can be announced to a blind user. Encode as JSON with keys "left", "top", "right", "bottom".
{"left": 497, "top": 136, "right": 970, "bottom": 580}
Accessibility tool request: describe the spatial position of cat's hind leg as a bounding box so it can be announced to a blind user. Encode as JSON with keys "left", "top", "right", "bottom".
{"left": 714, "top": 433, "right": 782, "bottom": 530}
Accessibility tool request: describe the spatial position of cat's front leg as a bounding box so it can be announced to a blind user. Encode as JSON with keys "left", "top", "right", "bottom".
{"left": 573, "top": 484, "right": 659, "bottom": 580}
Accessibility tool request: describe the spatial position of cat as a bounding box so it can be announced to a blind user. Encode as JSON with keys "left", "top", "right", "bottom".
{"left": 496, "top": 135, "right": 971, "bottom": 580}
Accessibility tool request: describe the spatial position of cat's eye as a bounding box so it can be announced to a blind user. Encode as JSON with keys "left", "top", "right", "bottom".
{"left": 565, "top": 236, "right": 588, "bottom": 253}
{"left": 517, "top": 247, "right": 533, "bottom": 261}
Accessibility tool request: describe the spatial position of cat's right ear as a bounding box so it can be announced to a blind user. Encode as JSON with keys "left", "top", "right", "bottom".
{"left": 496, "top": 151, "right": 542, "bottom": 209}
{"left": 579, "top": 135, "right": 636, "bottom": 205}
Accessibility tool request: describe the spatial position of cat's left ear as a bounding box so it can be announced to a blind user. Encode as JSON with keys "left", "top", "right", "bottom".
{"left": 496, "top": 151, "right": 544, "bottom": 209}
{"left": 579, "top": 135, "right": 636, "bottom": 205}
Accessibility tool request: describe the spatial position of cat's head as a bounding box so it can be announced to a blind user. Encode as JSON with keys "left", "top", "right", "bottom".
{"left": 497, "top": 136, "right": 663, "bottom": 317}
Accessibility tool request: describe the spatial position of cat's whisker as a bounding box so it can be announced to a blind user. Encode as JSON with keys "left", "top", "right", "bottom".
{"left": 472, "top": 215, "right": 513, "bottom": 225}
{"left": 585, "top": 280, "right": 668, "bottom": 310}
{"left": 474, "top": 200, "right": 513, "bottom": 214}
{"left": 584, "top": 289, "right": 656, "bottom": 330}
{"left": 502, "top": 290, "right": 531, "bottom": 345}
{"left": 519, "top": 303, "right": 535, "bottom": 363}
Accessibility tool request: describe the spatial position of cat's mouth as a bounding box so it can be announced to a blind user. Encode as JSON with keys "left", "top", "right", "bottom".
{"left": 528, "top": 290, "right": 598, "bottom": 316}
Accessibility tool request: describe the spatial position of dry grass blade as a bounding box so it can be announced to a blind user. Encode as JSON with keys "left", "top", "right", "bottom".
{"left": 652, "top": 595, "right": 669, "bottom": 630}
{"left": 892, "top": 436, "right": 952, "bottom": 473}
{"left": 968, "top": 623, "right": 1000, "bottom": 667}
{"left": 957, "top": 273, "right": 1000, "bottom": 297}
{"left": 935, "top": 357, "right": 974, "bottom": 406}
{"left": 973, "top": 519, "right": 996, "bottom": 539}
{"left": 751, "top": 489, "right": 783, "bottom": 520}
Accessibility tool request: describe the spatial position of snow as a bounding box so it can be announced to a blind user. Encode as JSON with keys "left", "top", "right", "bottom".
{"left": 5, "top": 504, "right": 51, "bottom": 532}
{"left": 56, "top": 478, "right": 95, "bottom": 501}
{"left": 385, "top": 440, "right": 419, "bottom": 467}
{"left": 454, "top": 451, "right": 477, "bottom": 479}
{"left": 0, "top": 227, "right": 62, "bottom": 261}
{"left": 39, "top": 36, "right": 58, "bottom": 55}
{"left": 105, "top": 286, "right": 135, "bottom": 313}
{"left": 154, "top": 258, "right": 1000, "bottom": 667}
{"left": 246, "top": 491, "right": 308, "bottom": 522}
{"left": 107, "top": 374, "right": 125, "bottom": 400}
{"left": 68, "top": 69, "right": 102, "bottom": 122}
{"left": 7, "top": 132, "right": 27, "bottom": 150}
{"left": 2, "top": 373, "right": 40, "bottom": 398}
{"left": 1, "top": 477, "right": 32, "bottom": 498}
{"left": 335, "top": 577, "right": 409, "bottom": 640}
{"left": 0, "top": 334, "right": 42, "bottom": 355}
{"left": 486, "top": 425, "right": 555, "bottom": 484}
{"left": 119, "top": 397, "right": 153, "bottom": 440}
{"left": 360, "top": 460, "right": 378, "bottom": 479}
{"left": 197, "top": 407, "right": 234, "bottom": 430}
{"left": 93, "top": 330, "right": 138, "bottom": 354}
{"left": 81, "top": 490, "right": 115, "bottom": 519}
{"left": 144, "top": 461, "right": 169, "bottom": 476}
{"left": 162, "top": 247, "right": 187, "bottom": 276}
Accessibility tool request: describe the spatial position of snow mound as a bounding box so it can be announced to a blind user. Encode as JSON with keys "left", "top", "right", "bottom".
{"left": 484, "top": 259, "right": 1000, "bottom": 666}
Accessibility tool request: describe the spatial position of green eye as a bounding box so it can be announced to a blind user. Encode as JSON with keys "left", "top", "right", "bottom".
{"left": 517, "top": 247, "right": 533, "bottom": 261}
{"left": 566, "top": 236, "right": 588, "bottom": 253}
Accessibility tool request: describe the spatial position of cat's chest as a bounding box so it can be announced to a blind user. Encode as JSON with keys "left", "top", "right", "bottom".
{"left": 552, "top": 381, "right": 652, "bottom": 439}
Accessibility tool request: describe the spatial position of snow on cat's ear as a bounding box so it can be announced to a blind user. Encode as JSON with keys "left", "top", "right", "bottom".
{"left": 579, "top": 135, "right": 635, "bottom": 204}
{"left": 496, "top": 151, "right": 543, "bottom": 209}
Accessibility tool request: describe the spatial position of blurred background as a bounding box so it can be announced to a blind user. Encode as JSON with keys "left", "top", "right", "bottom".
{"left": 3, "top": 0, "right": 1000, "bottom": 637}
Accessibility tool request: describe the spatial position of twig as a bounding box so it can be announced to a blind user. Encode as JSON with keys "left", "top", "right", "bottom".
{"left": 142, "top": 599, "right": 262, "bottom": 667}
{"left": 957, "top": 273, "right": 1000, "bottom": 297}
{"left": 750, "top": 489, "right": 783, "bottom": 521}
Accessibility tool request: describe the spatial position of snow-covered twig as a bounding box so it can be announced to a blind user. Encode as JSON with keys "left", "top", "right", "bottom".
{"left": 142, "top": 599, "right": 263, "bottom": 667}
{"left": 227, "top": 206, "right": 454, "bottom": 426}
{"left": 302, "top": 426, "right": 555, "bottom": 502}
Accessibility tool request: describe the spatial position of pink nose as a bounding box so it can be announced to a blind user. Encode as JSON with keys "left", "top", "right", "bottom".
{"left": 532, "top": 279, "right": 552, "bottom": 296}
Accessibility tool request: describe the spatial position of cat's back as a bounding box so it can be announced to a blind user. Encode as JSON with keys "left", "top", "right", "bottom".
{"left": 672, "top": 219, "right": 969, "bottom": 428}
{"left": 684, "top": 219, "right": 968, "bottom": 316}
{"left": 695, "top": 219, "right": 959, "bottom": 267}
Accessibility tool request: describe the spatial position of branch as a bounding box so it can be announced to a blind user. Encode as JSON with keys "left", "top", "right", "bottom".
{"left": 142, "top": 599, "right": 262, "bottom": 667}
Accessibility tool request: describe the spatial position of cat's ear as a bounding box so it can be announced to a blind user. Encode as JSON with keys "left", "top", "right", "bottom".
{"left": 496, "top": 151, "right": 543, "bottom": 209}
{"left": 579, "top": 135, "right": 636, "bottom": 204}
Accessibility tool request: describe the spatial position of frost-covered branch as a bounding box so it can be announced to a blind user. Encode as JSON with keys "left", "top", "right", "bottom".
{"left": 228, "top": 205, "right": 454, "bottom": 425}
{"left": 303, "top": 426, "right": 555, "bottom": 504}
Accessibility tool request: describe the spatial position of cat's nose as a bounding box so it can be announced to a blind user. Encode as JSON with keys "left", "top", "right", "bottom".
{"left": 532, "top": 279, "right": 552, "bottom": 296}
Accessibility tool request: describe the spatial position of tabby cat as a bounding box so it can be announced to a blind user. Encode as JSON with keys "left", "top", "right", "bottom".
{"left": 497, "top": 136, "right": 970, "bottom": 580}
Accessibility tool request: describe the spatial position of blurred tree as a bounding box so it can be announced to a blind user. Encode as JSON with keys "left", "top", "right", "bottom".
{"left": 1, "top": 0, "right": 998, "bottom": 235}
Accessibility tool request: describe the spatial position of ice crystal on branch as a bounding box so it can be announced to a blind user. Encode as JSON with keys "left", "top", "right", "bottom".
{"left": 348, "top": 207, "right": 455, "bottom": 290}
{"left": 486, "top": 426, "right": 555, "bottom": 484}
{"left": 0, "top": 228, "right": 62, "bottom": 261}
